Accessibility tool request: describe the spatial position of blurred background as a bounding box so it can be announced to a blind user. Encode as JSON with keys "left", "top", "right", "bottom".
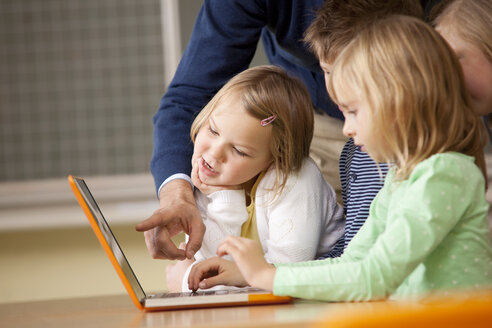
{"left": 0, "top": 0, "right": 267, "bottom": 304}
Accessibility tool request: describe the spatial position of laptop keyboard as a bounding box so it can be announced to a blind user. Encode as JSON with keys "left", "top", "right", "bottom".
{"left": 148, "top": 288, "right": 262, "bottom": 299}
{"left": 148, "top": 291, "right": 218, "bottom": 298}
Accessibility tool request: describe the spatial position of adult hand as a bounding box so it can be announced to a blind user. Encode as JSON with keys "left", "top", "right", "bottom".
{"left": 187, "top": 256, "right": 248, "bottom": 291}
{"left": 135, "top": 179, "right": 205, "bottom": 260}
{"left": 217, "top": 236, "right": 276, "bottom": 291}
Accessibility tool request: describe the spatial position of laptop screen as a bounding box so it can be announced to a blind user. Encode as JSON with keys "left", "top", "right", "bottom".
{"left": 72, "top": 176, "right": 147, "bottom": 302}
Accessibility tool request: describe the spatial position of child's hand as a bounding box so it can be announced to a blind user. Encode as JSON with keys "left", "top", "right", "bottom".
{"left": 166, "top": 243, "right": 195, "bottom": 292}
{"left": 187, "top": 256, "right": 248, "bottom": 291}
{"left": 217, "top": 236, "right": 276, "bottom": 291}
{"left": 191, "top": 158, "right": 240, "bottom": 195}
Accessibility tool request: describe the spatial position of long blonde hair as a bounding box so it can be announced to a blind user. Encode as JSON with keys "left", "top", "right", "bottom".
{"left": 191, "top": 65, "right": 314, "bottom": 195}
{"left": 327, "top": 15, "right": 486, "bottom": 181}
{"left": 433, "top": 0, "right": 492, "bottom": 63}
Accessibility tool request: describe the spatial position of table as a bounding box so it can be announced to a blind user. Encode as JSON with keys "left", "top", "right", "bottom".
{"left": 0, "top": 294, "right": 350, "bottom": 328}
{"left": 2, "top": 290, "right": 491, "bottom": 328}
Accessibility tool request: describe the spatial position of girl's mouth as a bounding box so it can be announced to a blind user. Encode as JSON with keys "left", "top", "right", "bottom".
{"left": 203, "top": 159, "right": 215, "bottom": 171}
{"left": 200, "top": 157, "right": 218, "bottom": 176}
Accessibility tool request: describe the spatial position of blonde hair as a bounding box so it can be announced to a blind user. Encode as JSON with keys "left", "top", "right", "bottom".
{"left": 434, "top": 0, "right": 492, "bottom": 63}
{"left": 191, "top": 65, "right": 314, "bottom": 196}
{"left": 304, "top": 0, "right": 423, "bottom": 64}
{"left": 327, "top": 15, "right": 486, "bottom": 181}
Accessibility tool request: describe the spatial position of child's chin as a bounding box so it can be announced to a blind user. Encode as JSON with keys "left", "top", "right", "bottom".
{"left": 199, "top": 175, "right": 220, "bottom": 187}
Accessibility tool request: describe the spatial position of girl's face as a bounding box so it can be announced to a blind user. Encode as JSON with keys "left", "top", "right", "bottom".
{"left": 325, "top": 61, "right": 385, "bottom": 161}
{"left": 438, "top": 28, "right": 492, "bottom": 116}
{"left": 192, "top": 95, "right": 273, "bottom": 188}
{"left": 337, "top": 92, "right": 379, "bottom": 159}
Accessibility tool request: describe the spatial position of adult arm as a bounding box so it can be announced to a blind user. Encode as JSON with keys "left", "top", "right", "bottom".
{"left": 151, "top": 0, "right": 268, "bottom": 189}
{"left": 141, "top": 0, "right": 268, "bottom": 260}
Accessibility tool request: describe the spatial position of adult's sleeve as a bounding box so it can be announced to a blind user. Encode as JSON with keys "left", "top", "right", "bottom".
{"left": 273, "top": 156, "right": 477, "bottom": 301}
{"left": 150, "top": 0, "right": 268, "bottom": 192}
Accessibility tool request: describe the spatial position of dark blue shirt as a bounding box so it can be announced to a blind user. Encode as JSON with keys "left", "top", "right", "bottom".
{"left": 151, "top": 0, "right": 339, "bottom": 191}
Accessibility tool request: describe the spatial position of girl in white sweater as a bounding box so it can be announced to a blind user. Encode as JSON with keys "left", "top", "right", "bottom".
{"left": 166, "top": 65, "right": 344, "bottom": 292}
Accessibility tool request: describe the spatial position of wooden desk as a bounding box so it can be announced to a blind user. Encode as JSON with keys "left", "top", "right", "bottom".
{"left": 0, "top": 294, "right": 344, "bottom": 328}
{"left": 2, "top": 291, "right": 491, "bottom": 328}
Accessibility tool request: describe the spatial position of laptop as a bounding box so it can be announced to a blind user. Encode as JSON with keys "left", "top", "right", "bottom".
{"left": 68, "top": 175, "right": 292, "bottom": 311}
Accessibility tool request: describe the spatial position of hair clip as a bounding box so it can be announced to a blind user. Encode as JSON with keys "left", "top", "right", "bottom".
{"left": 261, "top": 115, "right": 277, "bottom": 126}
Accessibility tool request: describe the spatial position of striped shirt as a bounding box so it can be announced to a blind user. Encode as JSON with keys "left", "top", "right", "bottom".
{"left": 322, "top": 138, "right": 389, "bottom": 258}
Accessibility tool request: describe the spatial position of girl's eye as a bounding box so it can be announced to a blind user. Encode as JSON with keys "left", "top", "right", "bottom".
{"left": 208, "top": 126, "right": 218, "bottom": 135}
{"left": 233, "top": 147, "right": 248, "bottom": 157}
{"left": 346, "top": 108, "right": 358, "bottom": 115}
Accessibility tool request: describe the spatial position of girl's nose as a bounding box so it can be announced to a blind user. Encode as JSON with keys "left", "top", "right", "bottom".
{"left": 342, "top": 122, "right": 355, "bottom": 138}
{"left": 209, "top": 144, "right": 226, "bottom": 162}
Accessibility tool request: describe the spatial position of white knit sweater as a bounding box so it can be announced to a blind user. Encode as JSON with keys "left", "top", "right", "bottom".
{"left": 181, "top": 157, "right": 345, "bottom": 291}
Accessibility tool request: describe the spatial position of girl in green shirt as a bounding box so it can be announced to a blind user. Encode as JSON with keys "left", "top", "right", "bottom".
{"left": 187, "top": 15, "right": 492, "bottom": 301}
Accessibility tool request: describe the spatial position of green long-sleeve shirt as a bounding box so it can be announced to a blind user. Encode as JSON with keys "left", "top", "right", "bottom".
{"left": 273, "top": 152, "right": 492, "bottom": 301}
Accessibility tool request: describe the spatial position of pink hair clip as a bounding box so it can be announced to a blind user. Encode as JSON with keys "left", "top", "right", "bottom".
{"left": 260, "top": 115, "right": 277, "bottom": 126}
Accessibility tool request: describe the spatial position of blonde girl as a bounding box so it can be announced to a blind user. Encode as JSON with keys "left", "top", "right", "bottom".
{"left": 434, "top": 0, "right": 492, "bottom": 139}
{"left": 188, "top": 17, "right": 492, "bottom": 301}
{"left": 166, "top": 65, "right": 344, "bottom": 292}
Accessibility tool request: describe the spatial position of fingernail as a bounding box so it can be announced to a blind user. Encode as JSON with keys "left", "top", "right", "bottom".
{"left": 199, "top": 282, "right": 206, "bottom": 289}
